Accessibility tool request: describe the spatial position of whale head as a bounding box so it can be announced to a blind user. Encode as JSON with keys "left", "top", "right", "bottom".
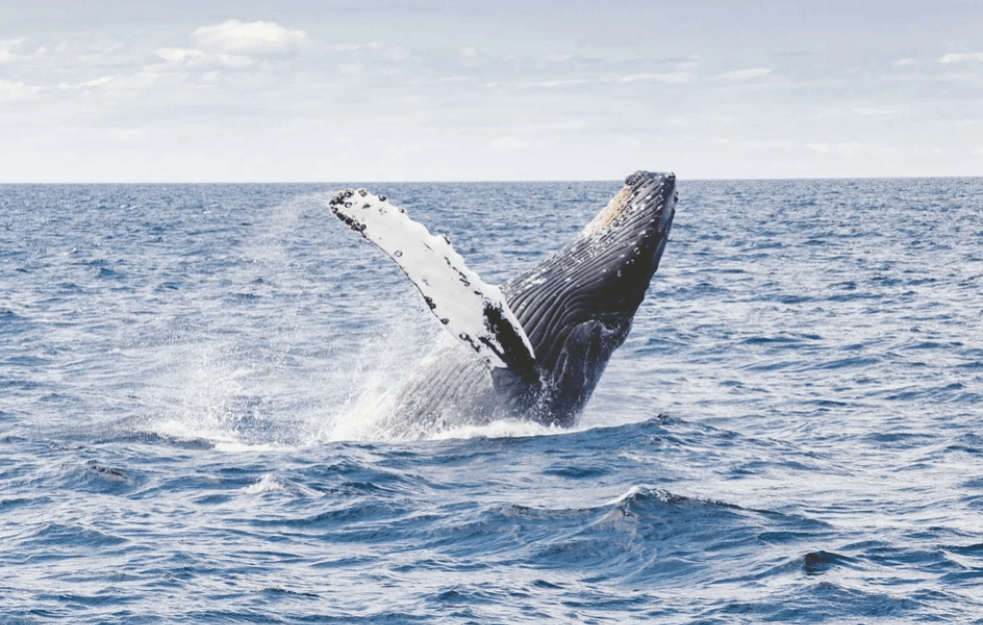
{"left": 503, "top": 171, "right": 677, "bottom": 425}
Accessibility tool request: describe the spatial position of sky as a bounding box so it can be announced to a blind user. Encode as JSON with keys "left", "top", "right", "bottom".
{"left": 2, "top": 0, "right": 982, "bottom": 182}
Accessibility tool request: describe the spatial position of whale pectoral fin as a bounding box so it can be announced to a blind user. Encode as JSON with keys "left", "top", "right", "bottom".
{"left": 329, "top": 188, "right": 537, "bottom": 375}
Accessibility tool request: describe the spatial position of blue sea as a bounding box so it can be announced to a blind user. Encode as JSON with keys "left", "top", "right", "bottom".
{"left": 1, "top": 178, "right": 981, "bottom": 623}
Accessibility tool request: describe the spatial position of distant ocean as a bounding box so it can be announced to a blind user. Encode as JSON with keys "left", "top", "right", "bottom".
{"left": 2, "top": 178, "right": 981, "bottom": 623}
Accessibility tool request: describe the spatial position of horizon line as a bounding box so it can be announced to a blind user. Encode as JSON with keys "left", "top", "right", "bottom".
{"left": 2, "top": 174, "right": 980, "bottom": 185}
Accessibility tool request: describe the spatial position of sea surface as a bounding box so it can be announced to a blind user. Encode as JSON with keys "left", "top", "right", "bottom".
{"left": 1, "top": 178, "right": 981, "bottom": 623}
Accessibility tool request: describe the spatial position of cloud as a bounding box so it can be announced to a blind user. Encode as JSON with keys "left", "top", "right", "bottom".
{"left": 721, "top": 139, "right": 798, "bottom": 149}
{"left": 156, "top": 47, "right": 252, "bottom": 68}
{"left": 806, "top": 142, "right": 863, "bottom": 155}
{"left": 58, "top": 75, "right": 115, "bottom": 90}
{"left": 157, "top": 47, "right": 208, "bottom": 65}
{"left": 0, "top": 38, "right": 27, "bottom": 64}
{"left": 525, "top": 78, "right": 590, "bottom": 88}
{"left": 385, "top": 45, "right": 410, "bottom": 61}
{"left": 0, "top": 78, "right": 42, "bottom": 100}
{"left": 461, "top": 47, "right": 476, "bottom": 57}
{"left": 545, "top": 53, "right": 572, "bottom": 62}
{"left": 325, "top": 41, "right": 383, "bottom": 54}
{"left": 939, "top": 52, "right": 983, "bottom": 64}
{"left": 818, "top": 106, "right": 896, "bottom": 119}
{"left": 893, "top": 58, "right": 917, "bottom": 67}
{"left": 938, "top": 71, "right": 980, "bottom": 83}
{"left": 715, "top": 67, "right": 771, "bottom": 80}
{"left": 489, "top": 136, "right": 530, "bottom": 150}
{"left": 851, "top": 107, "right": 895, "bottom": 117}
{"left": 328, "top": 43, "right": 361, "bottom": 52}
{"left": 191, "top": 19, "right": 308, "bottom": 55}
{"left": 537, "top": 119, "right": 587, "bottom": 131}
{"left": 613, "top": 72, "right": 696, "bottom": 84}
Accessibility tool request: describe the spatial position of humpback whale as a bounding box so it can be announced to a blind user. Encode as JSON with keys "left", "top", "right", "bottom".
{"left": 330, "top": 171, "right": 677, "bottom": 439}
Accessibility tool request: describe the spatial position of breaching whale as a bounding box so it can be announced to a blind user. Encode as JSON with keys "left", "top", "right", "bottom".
{"left": 330, "top": 170, "right": 677, "bottom": 439}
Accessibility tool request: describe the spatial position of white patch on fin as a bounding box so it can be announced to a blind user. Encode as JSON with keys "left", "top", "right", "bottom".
{"left": 329, "top": 189, "right": 536, "bottom": 372}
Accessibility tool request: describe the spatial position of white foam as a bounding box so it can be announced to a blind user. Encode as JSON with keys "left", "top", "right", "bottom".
{"left": 431, "top": 418, "right": 562, "bottom": 441}
{"left": 242, "top": 473, "right": 322, "bottom": 496}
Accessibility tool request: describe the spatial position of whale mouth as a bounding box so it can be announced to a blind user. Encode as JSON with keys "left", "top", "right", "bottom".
{"left": 582, "top": 171, "right": 676, "bottom": 237}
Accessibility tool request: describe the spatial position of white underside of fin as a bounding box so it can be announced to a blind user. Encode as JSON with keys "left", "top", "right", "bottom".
{"left": 330, "top": 189, "right": 535, "bottom": 371}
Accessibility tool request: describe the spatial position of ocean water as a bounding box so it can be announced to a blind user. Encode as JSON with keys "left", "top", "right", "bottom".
{"left": 1, "top": 178, "right": 981, "bottom": 623}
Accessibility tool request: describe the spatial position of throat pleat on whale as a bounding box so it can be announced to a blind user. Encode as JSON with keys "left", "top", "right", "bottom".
{"left": 329, "top": 171, "right": 677, "bottom": 439}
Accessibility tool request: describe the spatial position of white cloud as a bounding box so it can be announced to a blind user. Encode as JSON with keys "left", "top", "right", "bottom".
{"left": 663, "top": 117, "right": 690, "bottom": 128}
{"left": 215, "top": 54, "right": 253, "bottom": 68}
{"left": 58, "top": 75, "right": 115, "bottom": 90}
{"left": 851, "top": 106, "right": 895, "bottom": 117}
{"left": 541, "top": 119, "right": 587, "bottom": 131}
{"left": 731, "top": 139, "right": 799, "bottom": 149}
{"left": 489, "top": 136, "right": 530, "bottom": 150}
{"left": 806, "top": 142, "right": 863, "bottom": 155}
{"left": 326, "top": 41, "right": 383, "bottom": 53}
{"left": 973, "top": 147, "right": 983, "bottom": 155}
{"left": 77, "top": 40, "right": 125, "bottom": 64}
{"left": 0, "top": 38, "right": 27, "bottom": 64}
{"left": 613, "top": 72, "right": 696, "bottom": 84}
{"left": 386, "top": 45, "right": 410, "bottom": 61}
{"left": 191, "top": 19, "right": 308, "bottom": 55}
{"left": 715, "top": 67, "right": 771, "bottom": 80}
{"left": 156, "top": 47, "right": 252, "bottom": 68}
{"left": 461, "top": 47, "right": 476, "bottom": 57}
{"left": 817, "top": 106, "right": 896, "bottom": 119}
{"left": 893, "top": 58, "right": 917, "bottom": 67}
{"left": 938, "top": 71, "right": 980, "bottom": 82}
{"left": 157, "top": 47, "right": 208, "bottom": 66}
{"left": 545, "top": 53, "right": 572, "bottom": 62}
{"left": 940, "top": 52, "right": 983, "bottom": 64}
{"left": 526, "top": 79, "right": 590, "bottom": 88}
{"left": 0, "top": 78, "right": 42, "bottom": 100}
